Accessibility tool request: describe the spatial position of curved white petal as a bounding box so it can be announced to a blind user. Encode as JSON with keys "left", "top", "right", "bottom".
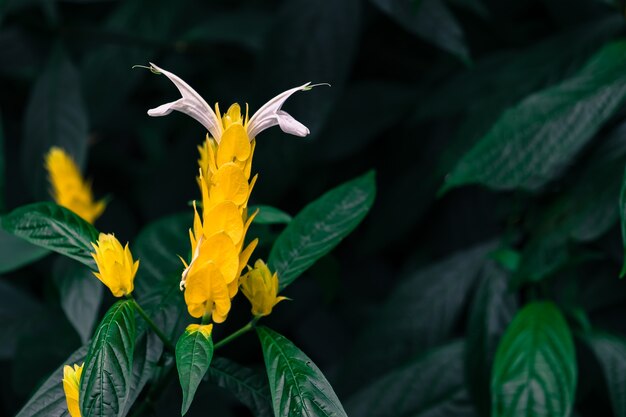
{"left": 247, "top": 82, "right": 312, "bottom": 139}
{"left": 147, "top": 63, "right": 223, "bottom": 140}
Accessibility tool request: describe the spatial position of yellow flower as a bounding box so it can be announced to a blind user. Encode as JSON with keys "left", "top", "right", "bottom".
{"left": 186, "top": 323, "right": 213, "bottom": 338}
{"left": 45, "top": 147, "right": 106, "bottom": 224}
{"left": 62, "top": 363, "right": 83, "bottom": 417}
{"left": 240, "top": 259, "right": 287, "bottom": 317}
{"left": 90, "top": 233, "right": 139, "bottom": 297}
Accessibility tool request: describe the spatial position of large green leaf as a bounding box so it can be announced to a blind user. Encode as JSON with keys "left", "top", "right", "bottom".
{"left": 345, "top": 341, "right": 476, "bottom": 417}
{"left": 268, "top": 171, "right": 376, "bottom": 290}
{"left": 256, "top": 326, "right": 348, "bottom": 417}
{"left": 80, "top": 300, "right": 136, "bottom": 417}
{"left": 0, "top": 222, "right": 49, "bottom": 273}
{"left": 21, "top": 46, "right": 88, "bottom": 200}
{"left": 15, "top": 344, "right": 88, "bottom": 417}
{"left": 0, "top": 279, "right": 43, "bottom": 359}
{"left": 2, "top": 202, "right": 99, "bottom": 269}
{"left": 491, "top": 302, "right": 576, "bottom": 417}
{"left": 586, "top": 331, "right": 626, "bottom": 417}
{"left": 176, "top": 327, "right": 214, "bottom": 416}
{"left": 53, "top": 257, "right": 103, "bottom": 344}
{"left": 465, "top": 261, "right": 519, "bottom": 416}
{"left": 207, "top": 357, "right": 273, "bottom": 417}
{"left": 444, "top": 40, "right": 626, "bottom": 192}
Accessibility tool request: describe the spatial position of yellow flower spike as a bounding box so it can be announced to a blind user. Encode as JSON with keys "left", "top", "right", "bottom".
{"left": 216, "top": 125, "right": 251, "bottom": 167}
{"left": 45, "top": 147, "right": 106, "bottom": 224}
{"left": 240, "top": 259, "right": 288, "bottom": 317}
{"left": 202, "top": 201, "right": 245, "bottom": 244}
{"left": 186, "top": 323, "right": 213, "bottom": 338}
{"left": 210, "top": 163, "right": 249, "bottom": 206}
{"left": 184, "top": 261, "right": 231, "bottom": 322}
{"left": 91, "top": 233, "right": 139, "bottom": 297}
{"left": 199, "top": 233, "right": 240, "bottom": 284}
{"left": 62, "top": 363, "right": 83, "bottom": 417}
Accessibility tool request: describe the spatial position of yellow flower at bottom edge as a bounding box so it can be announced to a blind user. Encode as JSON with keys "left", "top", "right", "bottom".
{"left": 45, "top": 147, "right": 106, "bottom": 224}
{"left": 62, "top": 363, "right": 83, "bottom": 417}
{"left": 186, "top": 323, "right": 214, "bottom": 338}
{"left": 240, "top": 259, "right": 288, "bottom": 317}
{"left": 91, "top": 233, "right": 139, "bottom": 297}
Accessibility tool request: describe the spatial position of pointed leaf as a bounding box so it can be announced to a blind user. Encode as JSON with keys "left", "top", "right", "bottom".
{"left": 269, "top": 171, "right": 375, "bottom": 290}
{"left": 491, "top": 302, "right": 576, "bottom": 417}
{"left": 176, "top": 327, "right": 214, "bottom": 416}
{"left": 2, "top": 202, "right": 99, "bottom": 269}
{"left": 0, "top": 222, "right": 49, "bottom": 273}
{"left": 256, "top": 326, "right": 347, "bottom": 417}
{"left": 249, "top": 205, "right": 292, "bottom": 225}
{"left": 445, "top": 40, "right": 626, "bottom": 192}
{"left": 208, "top": 357, "right": 273, "bottom": 417}
{"left": 80, "top": 300, "right": 136, "bottom": 417}
{"left": 586, "top": 331, "right": 626, "bottom": 417}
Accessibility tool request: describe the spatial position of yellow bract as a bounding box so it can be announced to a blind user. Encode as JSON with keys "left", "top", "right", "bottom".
{"left": 91, "top": 233, "right": 139, "bottom": 297}
{"left": 62, "top": 363, "right": 83, "bottom": 417}
{"left": 45, "top": 147, "right": 106, "bottom": 224}
{"left": 240, "top": 259, "right": 287, "bottom": 317}
{"left": 181, "top": 104, "right": 259, "bottom": 323}
{"left": 186, "top": 323, "right": 214, "bottom": 338}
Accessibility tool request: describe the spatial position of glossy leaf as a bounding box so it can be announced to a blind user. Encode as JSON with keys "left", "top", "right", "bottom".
{"left": 249, "top": 205, "right": 292, "bottom": 225}
{"left": 269, "top": 171, "right": 375, "bottom": 290}
{"left": 0, "top": 222, "right": 49, "bottom": 273}
{"left": 345, "top": 341, "right": 476, "bottom": 417}
{"left": 445, "top": 40, "right": 626, "bottom": 192}
{"left": 2, "top": 202, "right": 99, "bottom": 269}
{"left": 15, "top": 345, "right": 88, "bottom": 417}
{"left": 491, "top": 302, "right": 576, "bottom": 417}
{"left": 53, "top": 257, "right": 103, "bottom": 344}
{"left": 586, "top": 331, "right": 626, "bottom": 417}
{"left": 256, "top": 326, "right": 348, "bottom": 417}
{"left": 207, "top": 357, "right": 273, "bottom": 417}
{"left": 176, "top": 327, "right": 214, "bottom": 416}
{"left": 21, "top": 47, "right": 88, "bottom": 200}
{"left": 80, "top": 300, "right": 136, "bottom": 417}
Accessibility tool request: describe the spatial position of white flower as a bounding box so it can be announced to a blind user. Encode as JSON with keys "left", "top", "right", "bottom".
{"left": 146, "top": 63, "right": 325, "bottom": 142}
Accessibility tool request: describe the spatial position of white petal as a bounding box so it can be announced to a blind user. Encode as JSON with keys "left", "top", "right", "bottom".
{"left": 276, "top": 110, "right": 310, "bottom": 137}
{"left": 247, "top": 82, "right": 312, "bottom": 139}
{"left": 147, "top": 63, "right": 223, "bottom": 141}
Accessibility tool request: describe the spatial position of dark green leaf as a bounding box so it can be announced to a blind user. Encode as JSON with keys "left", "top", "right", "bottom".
{"left": 586, "top": 331, "right": 626, "bottom": 417}
{"left": 21, "top": 47, "right": 88, "bottom": 199}
{"left": 444, "top": 40, "right": 626, "bottom": 192}
{"left": 491, "top": 302, "right": 576, "bottom": 417}
{"left": 2, "top": 202, "right": 99, "bottom": 269}
{"left": 345, "top": 341, "right": 476, "bottom": 417}
{"left": 250, "top": 205, "right": 292, "bottom": 225}
{"left": 0, "top": 221, "right": 49, "bottom": 273}
{"left": 465, "top": 261, "right": 518, "bottom": 415}
{"left": 53, "top": 257, "right": 103, "bottom": 344}
{"left": 15, "top": 345, "right": 88, "bottom": 417}
{"left": 80, "top": 300, "right": 136, "bottom": 417}
{"left": 176, "top": 327, "right": 214, "bottom": 416}
{"left": 207, "top": 357, "right": 273, "bottom": 417}
{"left": 0, "top": 279, "right": 42, "bottom": 359}
{"left": 268, "top": 171, "right": 375, "bottom": 290}
{"left": 256, "top": 326, "right": 348, "bottom": 417}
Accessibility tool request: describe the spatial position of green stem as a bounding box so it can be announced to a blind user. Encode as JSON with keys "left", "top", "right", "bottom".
{"left": 214, "top": 317, "right": 260, "bottom": 350}
{"left": 126, "top": 295, "right": 176, "bottom": 352}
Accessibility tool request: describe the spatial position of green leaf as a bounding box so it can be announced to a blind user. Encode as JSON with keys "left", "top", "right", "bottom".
{"left": 444, "top": 40, "right": 626, "bottom": 192}
{"left": 2, "top": 202, "right": 100, "bottom": 269}
{"left": 268, "top": 171, "right": 376, "bottom": 290}
{"left": 207, "top": 357, "right": 273, "bottom": 417}
{"left": 256, "top": 326, "right": 348, "bottom": 417}
{"left": 250, "top": 205, "right": 292, "bottom": 225}
{"left": 80, "top": 300, "right": 136, "bottom": 417}
{"left": 0, "top": 280, "right": 43, "bottom": 359}
{"left": 465, "top": 261, "right": 518, "bottom": 416}
{"left": 53, "top": 257, "right": 103, "bottom": 344}
{"left": 0, "top": 221, "right": 49, "bottom": 273}
{"left": 21, "top": 46, "right": 88, "bottom": 199}
{"left": 15, "top": 344, "right": 88, "bottom": 417}
{"left": 176, "top": 327, "right": 214, "bottom": 416}
{"left": 491, "top": 302, "right": 576, "bottom": 417}
{"left": 586, "top": 331, "right": 626, "bottom": 417}
{"left": 345, "top": 341, "right": 475, "bottom": 417}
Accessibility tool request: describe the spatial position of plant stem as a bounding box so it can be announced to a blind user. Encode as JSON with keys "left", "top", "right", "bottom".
{"left": 214, "top": 317, "right": 260, "bottom": 350}
{"left": 126, "top": 295, "right": 176, "bottom": 352}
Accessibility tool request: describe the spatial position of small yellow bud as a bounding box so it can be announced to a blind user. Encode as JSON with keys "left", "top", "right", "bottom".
{"left": 62, "top": 363, "right": 83, "bottom": 417}
{"left": 186, "top": 323, "right": 214, "bottom": 338}
{"left": 240, "top": 259, "right": 287, "bottom": 317}
{"left": 91, "top": 233, "right": 139, "bottom": 297}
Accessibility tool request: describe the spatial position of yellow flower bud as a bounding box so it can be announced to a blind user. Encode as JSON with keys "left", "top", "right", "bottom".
{"left": 45, "top": 147, "right": 106, "bottom": 224}
{"left": 240, "top": 260, "right": 287, "bottom": 317}
{"left": 90, "top": 233, "right": 139, "bottom": 297}
{"left": 186, "top": 323, "right": 214, "bottom": 338}
{"left": 62, "top": 363, "right": 83, "bottom": 417}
